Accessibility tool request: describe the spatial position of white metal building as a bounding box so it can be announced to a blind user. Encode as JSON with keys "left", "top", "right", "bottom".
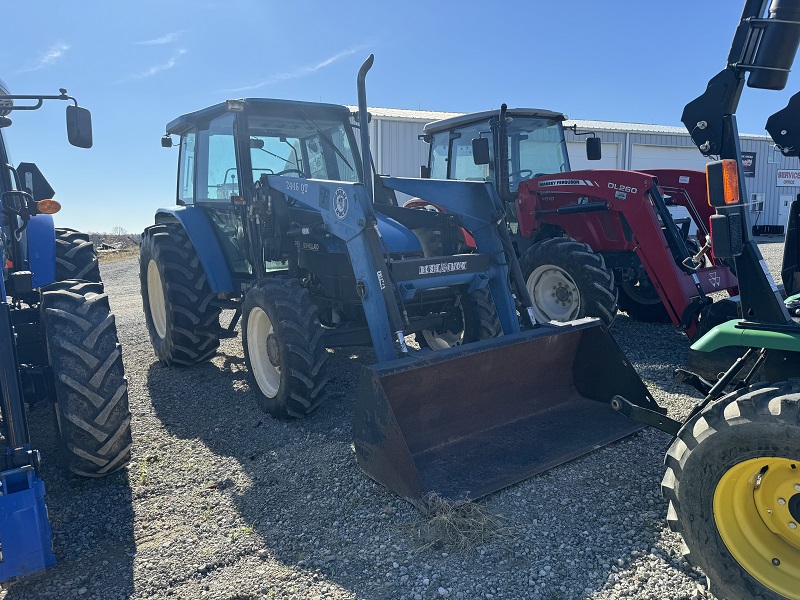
{"left": 355, "top": 106, "right": 799, "bottom": 228}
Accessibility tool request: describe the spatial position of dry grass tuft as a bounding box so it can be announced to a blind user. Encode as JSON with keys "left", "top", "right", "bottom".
{"left": 97, "top": 247, "right": 139, "bottom": 264}
{"left": 407, "top": 493, "right": 516, "bottom": 554}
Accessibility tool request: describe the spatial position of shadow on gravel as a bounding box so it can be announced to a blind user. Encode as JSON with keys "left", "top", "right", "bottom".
{"left": 144, "top": 340, "right": 695, "bottom": 599}
{"left": 4, "top": 402, "right": 135, "bottom": 600}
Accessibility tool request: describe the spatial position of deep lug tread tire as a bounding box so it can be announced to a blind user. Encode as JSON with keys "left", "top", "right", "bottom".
{"left": 242, "top": 278, "right": 329, "bottom": 420}
{"left": 41, "top": 280, "right": 132, "bottom": 477}
{"left": 139, "top": 224, "right": 221, "bottom": 366}
{"left": 662, "top": 380, "right": 800, "bottom": 600}
{"left": 55, "top": 228, "right": 101, "bottom": 283}
{"left": 519, "top": 236, "right": 617, "bottom": 326}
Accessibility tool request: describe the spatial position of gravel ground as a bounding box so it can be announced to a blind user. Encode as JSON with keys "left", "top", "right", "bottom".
{"left": 0, "top": 238, "right": 787, "bottom": 600}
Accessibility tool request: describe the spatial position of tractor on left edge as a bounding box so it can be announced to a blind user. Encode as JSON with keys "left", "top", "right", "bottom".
{"left": 0, "top": 81, "right": 132, "bottom": 580}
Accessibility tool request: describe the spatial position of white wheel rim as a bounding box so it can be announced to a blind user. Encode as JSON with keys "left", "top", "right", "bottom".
{"left": 422, "top": 328, "right": 463, "bottom": 350}
{"left": 421, "top": 308, "right": 465, "bottom": 350}
{"left": 247, "top": 306, "right": 281, "bottom": 398}
{"left": 527, "top": 265, "right": 581, "bottom": 322}
{"left": 147, "top": 260, "right": 167, "bottom": 338}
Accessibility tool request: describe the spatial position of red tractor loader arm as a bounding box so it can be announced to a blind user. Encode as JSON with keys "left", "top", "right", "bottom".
{"left": 517, "top": 170, "right": 738, "bottom": 338}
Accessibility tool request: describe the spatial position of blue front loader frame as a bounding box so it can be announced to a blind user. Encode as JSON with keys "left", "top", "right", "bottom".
{"left": 157, "top": 175, "right": 522, "bottom": 364}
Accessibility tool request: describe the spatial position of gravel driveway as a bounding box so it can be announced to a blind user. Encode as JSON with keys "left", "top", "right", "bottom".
{"left": 1, "top": 239, "right": 788, "bottom": 600}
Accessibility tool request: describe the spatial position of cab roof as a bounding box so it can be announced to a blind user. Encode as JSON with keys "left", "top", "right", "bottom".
{"left": 422, "top": 108, "right": 567, "bottom": 135}
{"left": 165, "top": 98, "right": 352, "bottom": 135}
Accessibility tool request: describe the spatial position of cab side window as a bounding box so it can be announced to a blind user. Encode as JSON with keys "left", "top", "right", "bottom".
{"left": 196, "top": 113, "right": 238, "bottom": 202}
{"left": 178, "top": 132, "right": 196, "bottom": 204}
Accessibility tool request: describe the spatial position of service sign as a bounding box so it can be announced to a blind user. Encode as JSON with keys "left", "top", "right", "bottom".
{"left": 777, "top": 170, "right": 800, "bottom": 186}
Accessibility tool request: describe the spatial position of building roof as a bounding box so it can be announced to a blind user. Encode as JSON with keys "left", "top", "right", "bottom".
{"left": 352, "top": 105, "right": 770, "bottom": 141}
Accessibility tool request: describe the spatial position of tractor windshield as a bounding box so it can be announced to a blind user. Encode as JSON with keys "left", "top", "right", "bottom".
{"left": 429, "top": 116, "right": 569, "bottom": 193}
{"left": 248, "top": 115, "right": 359, "bottom": 184}
{"left": 505, "top": 117, "right": 570, "bottom": 192}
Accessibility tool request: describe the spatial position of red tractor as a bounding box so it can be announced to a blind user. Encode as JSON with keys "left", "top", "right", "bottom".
{"left": 418, "top": 106, "right": 739, "bottom": 339}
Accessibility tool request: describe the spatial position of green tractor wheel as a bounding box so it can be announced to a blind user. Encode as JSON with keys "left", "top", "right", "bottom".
{"left": 663, "top": 380, "right": 800, "bottom": 600}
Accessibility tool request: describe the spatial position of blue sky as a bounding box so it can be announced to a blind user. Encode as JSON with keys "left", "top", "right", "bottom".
{"left": 2, "top": 0, "right": 800, "bottom": 233}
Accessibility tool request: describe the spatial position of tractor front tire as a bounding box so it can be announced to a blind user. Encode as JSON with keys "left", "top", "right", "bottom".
{"left": 242, "top": 278, "right": 329, "bottom": 420}
{"left": 420, "top": 287, "right": 502, "bottom": 350}
{"left": 618, "top": 274, "right": 670, "bottom": 323}
{"left": 520, "top": 237, "right": 617, "bottom": 326}
{"left": 41, "top": 281, "right": 132, "bottom": 477}
{"left": 140, "top": 224, "right": 221, "bottom": 366}
{"left": 663, "top": 380, "right": 800, "bottom": 600}
{"left": 55, "top": 228, "right": 100, "bottom": 283}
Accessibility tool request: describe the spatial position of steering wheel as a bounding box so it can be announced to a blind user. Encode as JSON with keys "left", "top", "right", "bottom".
{"left": 275, "top": 169, "right": 306, "bottom": 177}
{"left": 509, "top": 169, "right": 533, "bottom": 182}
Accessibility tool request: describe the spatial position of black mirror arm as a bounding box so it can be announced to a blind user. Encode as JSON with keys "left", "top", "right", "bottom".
{"left": 0, "top": 90, "right": 78, "bottom": 112}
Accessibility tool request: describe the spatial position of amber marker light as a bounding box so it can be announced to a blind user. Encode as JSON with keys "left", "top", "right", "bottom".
{"left": 37, "top": 199, "right": 61, "bottom": 214}
{"left": 705, "top": 159, "right": 742, "bottom": 208}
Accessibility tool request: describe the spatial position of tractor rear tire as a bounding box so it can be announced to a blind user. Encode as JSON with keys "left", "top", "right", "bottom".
{"left": 617, "top": 274, "right": 671, "bottom": 323}
{"left": 41, "top": 280, "right": 132, "bottom": 477}
{"left": 55, "top": 228, "right": 100, "bottom": 283}
{"left": 519, "top": 237, "right": 617, "bottom": 326}
{"left": 242, "top": 278, "right": 329, "bottom": 420}
{"left": 420, "top": 287, "right": 502, "bottom": 350}
{"left": 140, "top": 223, "right": 221, "bottom": 366}
{"left": 662, "top": 380, "right": 800, "bottom": 600}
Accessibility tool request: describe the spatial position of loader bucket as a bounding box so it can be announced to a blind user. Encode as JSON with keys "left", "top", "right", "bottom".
{"left": 354, "top": 318, "right": 658, "bottom": 510}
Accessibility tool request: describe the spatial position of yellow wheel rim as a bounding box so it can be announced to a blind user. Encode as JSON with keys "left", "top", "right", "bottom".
{"left": 714, "top": 457, "right": 800, "bottom": 599}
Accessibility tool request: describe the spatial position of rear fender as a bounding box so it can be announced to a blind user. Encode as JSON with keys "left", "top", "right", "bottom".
{"left": 154, "top": 207, "right": 235, "bottom": 293}
{"left": 691, "top": 319, "right": 800, "bottom": 353}
{"left": 26, "top": 214, "right": 55, "bottom": 288}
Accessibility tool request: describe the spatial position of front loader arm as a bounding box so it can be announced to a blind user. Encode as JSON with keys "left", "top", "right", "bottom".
{"left": 517, "top": 171, "right": 738, "bottom": 337}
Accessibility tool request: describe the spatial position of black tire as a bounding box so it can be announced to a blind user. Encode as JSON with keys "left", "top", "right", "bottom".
{"left": 419, "top": 287, "right": 502, "bottom": 350}
{"left": 663, "top": 380, "right": 800, "bottom": 600}
{"left": 41, "top": 280, "right": 132, "bottom": 477}
{"left": 617, "top": 273, "right": 670, "bottom": 323}
{"left": 139, "top": 223, "right": 221, "bottom": 366}
{"left": 519, "top": 237, "right": 617, "bottom": 326}
{"left": 55, "top": 228, "right": 100, "bottom": 283}
{"left": 242, "top": 278, "right": 329, "bottom": 420}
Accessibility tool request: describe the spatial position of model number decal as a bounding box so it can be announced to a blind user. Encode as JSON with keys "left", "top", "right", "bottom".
{"left": 377, "top": 270, "right": 386, "bottom": 289}
{"left": 608, "top": 182, "right": 637, "bottom": 194}
{"left": 285, "top": 180, "right": 309, "bottom": 194}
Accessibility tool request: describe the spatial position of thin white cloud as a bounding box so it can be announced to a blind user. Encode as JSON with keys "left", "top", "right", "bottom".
{"left": 16, "top": 43, "right": 70, "bottom": 74}
{"left": 116, "top": 49, "right": 187, "bottom": 84}
{"left": 226, "top": 46, "right": 367, "bottom": 93}
{"left": 135, "top": 31, "right": 183, "bottom": 45}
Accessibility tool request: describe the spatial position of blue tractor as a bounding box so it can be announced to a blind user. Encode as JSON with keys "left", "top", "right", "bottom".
{"left": 0, "top": 83, "right": 131, "bottom": 580}
{"left": 141, "top": 56, "right": 658, "bottom": 508}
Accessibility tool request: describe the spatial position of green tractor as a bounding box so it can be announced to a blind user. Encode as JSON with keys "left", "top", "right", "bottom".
{"left": 609, "top": 2, "right": 800, "bottom": 598}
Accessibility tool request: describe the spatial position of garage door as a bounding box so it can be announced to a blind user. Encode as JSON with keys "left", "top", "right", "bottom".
{"left": 630, "top": 144, "right": 708, "bottom": 172}
{"left": 631, "top": 144, "right": 709, "bottom": 235}
{"left": 567, "top": 142, "right": 619, "bottom": 170}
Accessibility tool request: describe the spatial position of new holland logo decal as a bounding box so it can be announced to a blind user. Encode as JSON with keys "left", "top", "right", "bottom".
{"left": 333, "top": 187, "right": 349, "bottom": 220}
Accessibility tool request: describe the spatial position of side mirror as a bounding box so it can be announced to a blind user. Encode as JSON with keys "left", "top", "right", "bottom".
{"left": 586, "top": 137, "right": 602, "bottom": 161}
{"left": 250, "top": 138, "right": 265, "bottom": 149}
{"left": 16, "top": 162, "right": 55, "bottom": 202}
{"left": 66, "top": 105, "right": 93, "bottom": 148}
{"left": 472, "top": 137, "right": 490, "bottom": 165}
{"left": 747, "top": 2, "right": 800, "bottom": 90}
{"left": 161, "top": 135, "right": 174, "bottom": 148}
{"left": 420, "top": 165, "right": 431, "bottom": 179}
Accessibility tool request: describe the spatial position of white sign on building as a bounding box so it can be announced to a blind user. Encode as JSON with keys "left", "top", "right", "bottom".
{"left": 777, "top": 169, "right": 800, "bottom": 186}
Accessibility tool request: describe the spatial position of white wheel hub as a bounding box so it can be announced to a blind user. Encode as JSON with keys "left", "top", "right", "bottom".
{"left": 527, "top": 264, "right": 581, "bottom": 322}
{"left": 247, "top": 306, "right": 281, "bottom": 398}
{"left": 147, "top": 260, "right": 168, "bottom": 338}
{"left": 422, "top": 307, "right": 465, "bottom": 350}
